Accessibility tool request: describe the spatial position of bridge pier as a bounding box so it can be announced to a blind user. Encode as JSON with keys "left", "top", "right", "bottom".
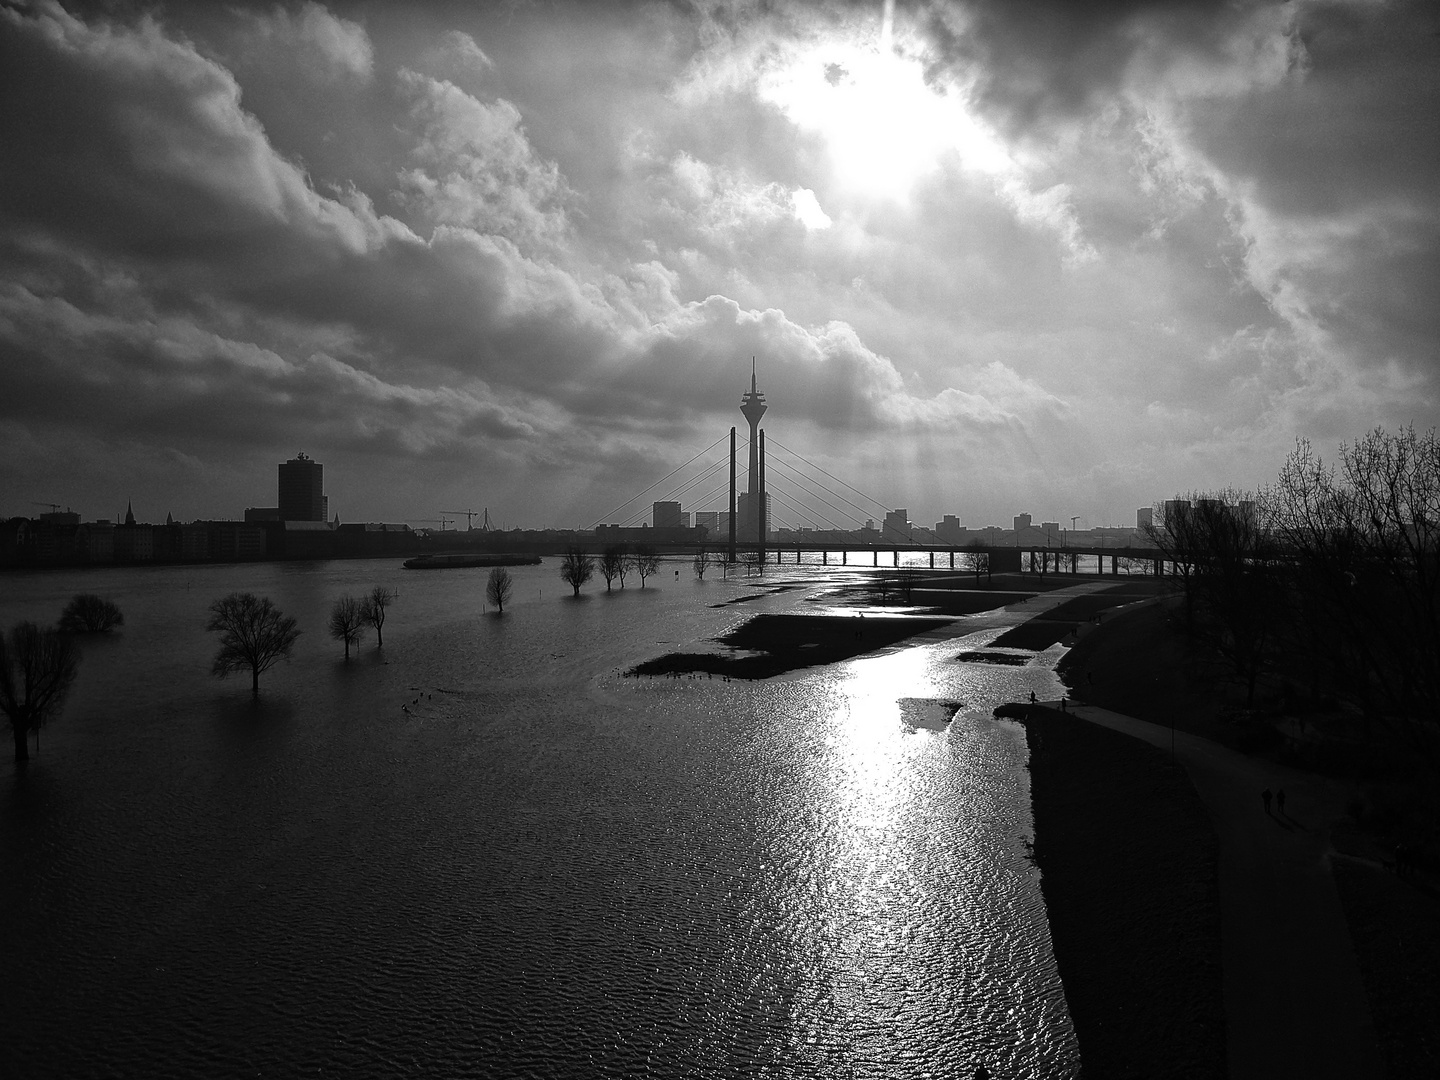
{"left": 842, "top": 551, "right": 847, "bottom": 565}
{"left": 823, "top": 551, "right": 827, "bottom": 565}
{"left": 873, "top": 550, "right": 878, "bottom": 567}
{"left": 949, "top": 550, "right": 954, "bottom": 569}
{"left": 893, "top": 549, "right": 899, "bottom": 567}
{"left": 929, "top": 551, "right": 934, "bottom": 568}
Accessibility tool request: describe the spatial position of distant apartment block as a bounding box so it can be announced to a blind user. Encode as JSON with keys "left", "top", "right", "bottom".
{"left": 693, "top": 511, "right": 718, "bottom": 534}
{"left": 278, "top": 453, "right": 326, "bottom": 521}
{"left": 1137, "top": 506, "right": 1154, "bottom": 530}
{"left": 882, "top": 508, "right": 912, "bottom": 541}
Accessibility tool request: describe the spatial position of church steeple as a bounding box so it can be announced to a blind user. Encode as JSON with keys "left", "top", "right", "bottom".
{"left": 124, "top": 500, "right": 135, "bottom": 526}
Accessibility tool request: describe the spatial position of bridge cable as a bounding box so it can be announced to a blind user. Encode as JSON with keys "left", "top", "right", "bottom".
{"left": 764, "top": 452, "right": 867, "bottom": 529}
{"left": 611, "top": 455, "right": 730, "bottom": 528}
{"left": 590, "top": 433, "right": 729, "bottom": 529}
{"left": 767, "top": 437, "right": 892, "bottom": 516}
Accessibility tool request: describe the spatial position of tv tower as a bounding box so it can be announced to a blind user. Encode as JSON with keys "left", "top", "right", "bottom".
{"left": 739, "top": 358, "right": 767, "bottom": 540}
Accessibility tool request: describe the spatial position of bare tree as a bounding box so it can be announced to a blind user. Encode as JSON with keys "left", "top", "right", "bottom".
{"left": 1146, "top": 491, "right": 1280, "bottom": 705}
{"left": 207, "top": 593, "right": 300, "bottom": 697}
{"left": 0, "top": 622, "right": 80, "bottom": 763}
{"left": 59, "top": 594, "right": 124, "bottom": 633}
{"left": 631, "top": 545, "right": 660, "bottom": 587}
{"left": 1269, "top": 427, "right": 1440, "bottom": 746}
{"left": 328, "top": 596, "right": 366, "bottom": 661}
{"left": 560, "top": 548, "right": 594, "bottom": 596}
{"left": 486, "top": 567, "right": 513, "bottom": 612}
{"left": 362, "top": 586, "right": 395, "bottom": 647}
{"left": 693, "top": 548, "right": 712, "bottom": 579}
{"left": 599, "top": 546, "right": 625, "bottom": 591}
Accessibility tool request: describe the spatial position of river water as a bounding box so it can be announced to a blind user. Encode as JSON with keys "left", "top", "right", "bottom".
{"left": 1, "top": 557, "right": 1078, "bottom": 1078}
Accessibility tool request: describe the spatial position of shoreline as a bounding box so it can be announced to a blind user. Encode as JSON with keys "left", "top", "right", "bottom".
{"left": 1014, "top": 704, "right": 1227, "bottom": 1077}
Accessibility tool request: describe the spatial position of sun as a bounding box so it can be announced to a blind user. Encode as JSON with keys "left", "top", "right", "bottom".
{"left": 759, "top": 40, "right": 1009, "bottom": 202}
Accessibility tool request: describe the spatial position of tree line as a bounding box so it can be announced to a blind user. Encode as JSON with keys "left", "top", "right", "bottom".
{"left": 1146, "top": 426, "right": 1440, "bottom": 773}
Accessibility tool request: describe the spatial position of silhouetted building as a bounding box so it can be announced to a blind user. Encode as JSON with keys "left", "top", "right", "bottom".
{"left": 882, "top": 509, "right": 912, "bottom": 541}
{"left": 694, "top": 511, "right": 718, "bottom": 534}
{"left": 653, "top": 501, "right": 686, "bottom": 529}
{"left": 1137, "top": 506, "right": 1153, "bottom": 530}
{"left": 736, "top": 491, "right": 770, "bottom": 539}
{"left": 245, "top": 507, "right": 280, "bottom": 522}
{"left": 935, "top": 514, "right": 962, "bottom": 543}
{"left": 278, "top": 453, "right": 326, "bottom": 522}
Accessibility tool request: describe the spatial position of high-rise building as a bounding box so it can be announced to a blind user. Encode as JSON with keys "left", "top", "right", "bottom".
{"left": 278, "top": 453, "right": 326, "bottom": 522}
{"left": 739, "top": 362, "right": 767, "bottom": 542}
{"left": 653, "top": 501, "right": 685, "bottom": 529}
{"left": 882, "top": 509, "right": 912, "bottom": 541}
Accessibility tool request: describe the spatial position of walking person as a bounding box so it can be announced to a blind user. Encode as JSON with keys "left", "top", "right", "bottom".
{"left": 1277, "top": 789, "right": 1287, "bottom": 815}
{"left": 1262, "top": 787, "right": 1273, "bottom": 815}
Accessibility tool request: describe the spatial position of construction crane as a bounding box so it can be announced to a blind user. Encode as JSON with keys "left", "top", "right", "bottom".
{"left": 442, "top": 509, "right": 480, "bottom": 531}
{"left": 408, "top": 517, "right": 452, "bottom": 531}
{"left": 31, "top": 502, "right": 62, "bottom": 513}
{"left": 1071, "top": 516, "right": 1080, "bottom": 531}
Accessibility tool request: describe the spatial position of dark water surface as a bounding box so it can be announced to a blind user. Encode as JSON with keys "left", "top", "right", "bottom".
{"left": 2, "top": 558, "right": 1078, "bottom": 1078}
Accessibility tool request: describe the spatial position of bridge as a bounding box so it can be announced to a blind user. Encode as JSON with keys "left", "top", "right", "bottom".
{"left": 574, "top": 370, "right": 1168, "bottom": 577}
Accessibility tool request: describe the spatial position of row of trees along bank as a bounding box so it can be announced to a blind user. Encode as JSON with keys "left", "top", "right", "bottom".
{"left": 1146, "top": 426, "right": 1440, "bottom": 787}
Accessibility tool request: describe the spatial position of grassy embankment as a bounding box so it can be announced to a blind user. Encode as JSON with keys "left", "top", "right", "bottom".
{"left": 1015, "top": 703, "right": 1226, "bottom": 1078}
{"left": 1055, "top": 595, "right": 1440, "bottom": 1079}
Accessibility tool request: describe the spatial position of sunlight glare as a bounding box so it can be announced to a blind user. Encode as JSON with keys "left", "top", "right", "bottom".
{"left": 760, "top": 41, "right": 1010, "bottom": 201}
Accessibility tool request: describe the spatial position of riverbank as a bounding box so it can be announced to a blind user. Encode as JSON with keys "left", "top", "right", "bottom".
{"left": 1054, "top": 597, "right": 1440, "bottom": 1078}
{"left": 1012, "top": 703, "right": 1226, "bottom": 1077}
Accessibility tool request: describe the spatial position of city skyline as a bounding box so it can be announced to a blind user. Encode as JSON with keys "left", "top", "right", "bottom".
{"left": 3, "top": 1, "right": 1437, "bottom": 529}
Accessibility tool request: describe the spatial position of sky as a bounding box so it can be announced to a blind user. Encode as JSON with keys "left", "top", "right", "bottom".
{"left": 2, "top": 0, "right": 1437, "bottom": 531}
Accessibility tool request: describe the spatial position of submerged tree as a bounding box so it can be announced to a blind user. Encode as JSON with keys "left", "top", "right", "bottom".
{"left": 559, "top": 548, "right": 594, "bottom": 596}
{"left": 328, "top": 596, "right": 366, "bottom": 661}
{"left": 206, "top": 593, "right": 300, "bottom": 697}
{"left": 599, "top": 546, "right": 625, "bottom": 591}
{"left": 631, "top": 545, "right": 660, "bottom": 588}
{"left": 59, "top": 594, "right": 124, "bottom": 634}
{"left": 486, "top": 567, "right": 513, "bottom": 612}
{"left": 362, "top": 586, "right": 395, "bottom": 647}
{"left": 693, "top": 548, "right": 712, "bottom": 579}
{"left": 0, "top": 622, "right": 80, "bottom": 764}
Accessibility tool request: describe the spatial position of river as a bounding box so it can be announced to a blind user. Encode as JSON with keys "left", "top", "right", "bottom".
{"left": 1, "top": 556, "right": 1079, "bottom": 1078}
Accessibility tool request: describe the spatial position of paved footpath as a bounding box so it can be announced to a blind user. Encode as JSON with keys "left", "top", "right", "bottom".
{"left": 1052, "top": 700, "right": 1384, "bottom": 1079}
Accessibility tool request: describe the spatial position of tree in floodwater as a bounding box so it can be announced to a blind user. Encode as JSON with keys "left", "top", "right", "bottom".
{"left": 328, "top": 596, "right": 366, "bottom": 661}
{"left": 631, "top": 545, "right": 660, "bottom": 588}
{"left": 362, "top": 586, "right": 395, "bottom": 647}
{"left": 486, "top": 567, "right": 513, "bottom": 612}
{"left": 560, "top": 548, "right": 594, "bottom": 596}
{"left": 59, "top": 594, "right": 124, "bottom": 633}
{"left": 693, "top": 548, "right": 712, "bottom": 579}
{"left": 599, "top": 547, "right": 625, "bottom": 591}
{"left": 207, "top": 593, "right": 300, "bottom": 697}
{"left": 0, "top": 622, "right": 80, "bottom": 764}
